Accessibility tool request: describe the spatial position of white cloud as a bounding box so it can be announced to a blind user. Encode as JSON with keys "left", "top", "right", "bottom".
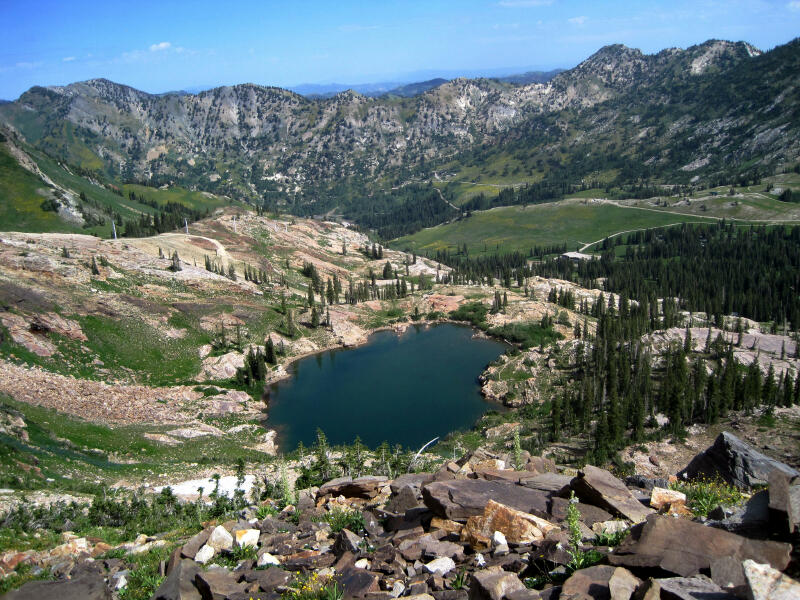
{"left": 149, "top": 41, "right": 171, "bottom": 52}
{"left": 492, "top": 23, "right": 520, "bottom": 30}
{"left": 498, "top": 0, "right": 553, "bottom": 7}
{"left": 568, "top": 15, "right": 587, "bottom": 25}
{"left": 15, "top": 61, "right": 42, "bottom": 69}
{"left": 788, "top": 1, "right": 800, "bottom": 10}
{"left": 62, "top": 56, "right": 76, "bottom": 62}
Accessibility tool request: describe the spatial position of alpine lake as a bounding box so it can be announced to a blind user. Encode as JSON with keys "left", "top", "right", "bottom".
{"left": 265, "top": 323, "right": 509, "bottom": 452}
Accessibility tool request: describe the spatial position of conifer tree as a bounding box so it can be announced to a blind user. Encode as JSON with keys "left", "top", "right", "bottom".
{"left": 311, "top": 306, "right": 320, "bottom": 328}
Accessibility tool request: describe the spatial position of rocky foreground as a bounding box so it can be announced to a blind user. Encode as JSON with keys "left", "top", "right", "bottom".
{"left": 1, "top": 432, "right": 798, "bottom": 600}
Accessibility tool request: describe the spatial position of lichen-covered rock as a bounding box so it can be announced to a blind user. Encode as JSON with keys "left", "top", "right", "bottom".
{"left": 461, "top": 499, "right": 558, "bottom": 549}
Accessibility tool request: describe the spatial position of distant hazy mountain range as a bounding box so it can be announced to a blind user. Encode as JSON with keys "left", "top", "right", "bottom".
{"left": 289, "top": 69, "right": 564, "bottom": 98}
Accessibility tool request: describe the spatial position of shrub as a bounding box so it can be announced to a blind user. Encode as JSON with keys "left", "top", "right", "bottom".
{"left": 487, "top": 321, "right": 563, "bottom": 349}
{"left": 669, "top": 477, "right": 743, "bottom": 517}
{"left": 449, "top": 302, "right": 488, "bottom": 326}
{"left": 323, "top": 507, "right": 365, "bottom": 533}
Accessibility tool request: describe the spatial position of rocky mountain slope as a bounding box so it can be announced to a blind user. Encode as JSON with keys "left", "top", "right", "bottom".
{"left": 1, "top": 434, "right": 798, "bottom": 599}
{"left": 0, "top": 39, "right": 796, "bottom": 212}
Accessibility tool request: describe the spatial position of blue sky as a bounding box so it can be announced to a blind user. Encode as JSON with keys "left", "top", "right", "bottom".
{"left": 1, "top": 0, "right": 798, "bottom": 99}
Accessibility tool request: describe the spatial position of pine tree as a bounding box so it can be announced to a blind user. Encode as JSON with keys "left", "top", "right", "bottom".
{"left": 311, "top": 306, "right": 320, "bottom": 328}
{"left": 265, "top": 337, "right": 276, "bottom": 364}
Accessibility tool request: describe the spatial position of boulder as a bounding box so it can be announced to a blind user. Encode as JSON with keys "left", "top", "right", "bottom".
{"left": 549, "top": 497, "right": 613, "bottom": 527}
{"left": 560, "top": 565, "right": 636, "bottom": 600}
{"left": 194, "top": 569, "right": 247, "bottom": 600}
{"left": 422, "top": 479, "right": 551, "bottom": 522}
{"left": 181, "top": 527, "right": 212, "bottom": 560}
{"left": 334, "top": 528, "right": 363, "bottom": 557}
{"left": 710, "top": 556, "right": 747, "bottom": 595}
{"left": 335, "top": 566, "right": 381, "bottom": 597}
{"left": 607, "top": 515, "right": 792, "bottom": 576}
{"left": 570, "top": 465, "right": 654, "bottom": 523}
{"left": 521, "top": 473, "right": 572, "bottom": 495}
{"left": 256, "top": 552, "right": 280, "bottom": 567}
{"left": 152, "top": 559, "right": 202, "bottom": 600}
{"left": 524, "top": 456, "right": 557, "bottom": 474}
{"left": 742, "top": 559, "right": 800, "bottom": 600}
{"left": 318, "top": 476, "right": 388, "bottom": 499}
{"left": 241, "top": 566, "right": 292, "bottom": 592}
{"left": 767, "top": 469, "right": 800, "bottom": 535}
{"left": 678, "top": 432, "right": 799, "bottom": 489}
{"left": 469, "top": 566, "right": 526, "bottom": 600}
{"left": 656, "top": 576, "right": 738, "bottom": 600}
{"left": 429, "top": 517, "right": 463, "bottom": 536}
{"left": 608, "top": 567, "right": 641, "bottom": 600}
{"left": 391, "top": 473, "right": 434, "bottom": 495}
{"left": 424, "top": 557, "right": 456, "bottom": 575}
{"left": 461, "top": 500, "right": 559, "bottom": 549}
{"left": 649, "top": 487, "right": 686, "bottom": 511}
{"left": 234, "top": 528, "right": 259, "bottom": 548}
{"left": 3, "top": 573, "right": 111, "bottom": 600}
{"left": 194, "top": 544, "right": 215, "bottom": 565}
{"left": 283, "top": 549, "right": 336, "bottom": 570}
{"left": 206, "top": 525, "right": 233, "bottom": 551}
{"left": 387, "top": 485, "right": 424, "bottom": 513}
{"left": 707, "top": 490, "right": 770, "bottom": 537}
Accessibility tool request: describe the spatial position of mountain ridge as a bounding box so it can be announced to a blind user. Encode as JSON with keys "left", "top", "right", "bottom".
{"left": 0, "top": 38, "right": 796, "bottom": 221}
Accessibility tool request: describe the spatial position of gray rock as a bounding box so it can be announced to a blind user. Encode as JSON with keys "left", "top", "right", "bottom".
{"left": 520, "top": 473, "right": 572, "bottom": 496}
{"left": 710, "top": 556, "right": 748, "bottom": 596}
{"left": 318, "top": 476, "right": 388, "bottom": 499}
{"left": 181, "top": 527, "right": 212, "bottom": 560}
{"left": 678, "top": 432, "right": 799, "bottom": 489}
{"left": 206, "top": 525, "right": 233, "bottom": 552}
{"left": 391, "top": 473, "right": 434, "bottom": 495}
{"left": 560, "top": 564, "right": 618, "bottom": 600}
{"left": 152, "top": 559, "right": 202, "bottom": 600}
{"left": 505, "top": 589, "right": 540, "bottom": 600}
{"left": 422, "top": 480, "right": 551, "bottom": 522}
{"left": 242, "top": 566, "right": 292, "bottom": 592}
{"left": 768, "top": 469, "right": 800, "bottom": 535}
{"left": 469, "top": 566, "right": 526, "bottom": 600}
{"left": 625, "top": 475, "right": 671, "bottom": 491}
{"left": 608, "top": 514, "right": 792, "bottom": 577}
{"left": 657, "top": 576, "right": 738, "bottom": 600}
{"left": 335, "top": 566, "right": 381, "bottom": 597}
{"left": 549, "top": 496, "right": 613, "bottom": 526}
{"left": 194, "top": 569, "right": 247, "bottom": 600}
{"left": 387, "top": 485, "right": 425, "bottom": 513}
{"left": 3, "top": 573, "right": 111, "bottom": 600}
{"left": 570, "top": 465, "right": 654, "bottom": 523}
{"left": 742, "top": 558, "right": 800, "bottom": 600}
{"left": 334, "top": 528, "right": 363, "bottom": 556}
{"left": 707, "top": 490, "right": 770, "bottom": 537}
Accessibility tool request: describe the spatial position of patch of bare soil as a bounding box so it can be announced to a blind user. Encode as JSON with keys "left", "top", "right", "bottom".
{"left": 621, "top": 405, "right": 800, "bottom": 478}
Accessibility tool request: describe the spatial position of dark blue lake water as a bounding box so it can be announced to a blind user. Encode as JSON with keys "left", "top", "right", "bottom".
{"left": 265, "top": 323, "right": 507, "bottom": 451}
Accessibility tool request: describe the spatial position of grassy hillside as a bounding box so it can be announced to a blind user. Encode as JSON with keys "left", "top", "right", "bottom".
{"left": 0, "top": 145, "right": 84, "bottom": 233}
{"left": 393, "top": 199, "right": 719, "bottom": 255}
{"left": 0, "top": 138, "right": 233, "bottom": 236}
